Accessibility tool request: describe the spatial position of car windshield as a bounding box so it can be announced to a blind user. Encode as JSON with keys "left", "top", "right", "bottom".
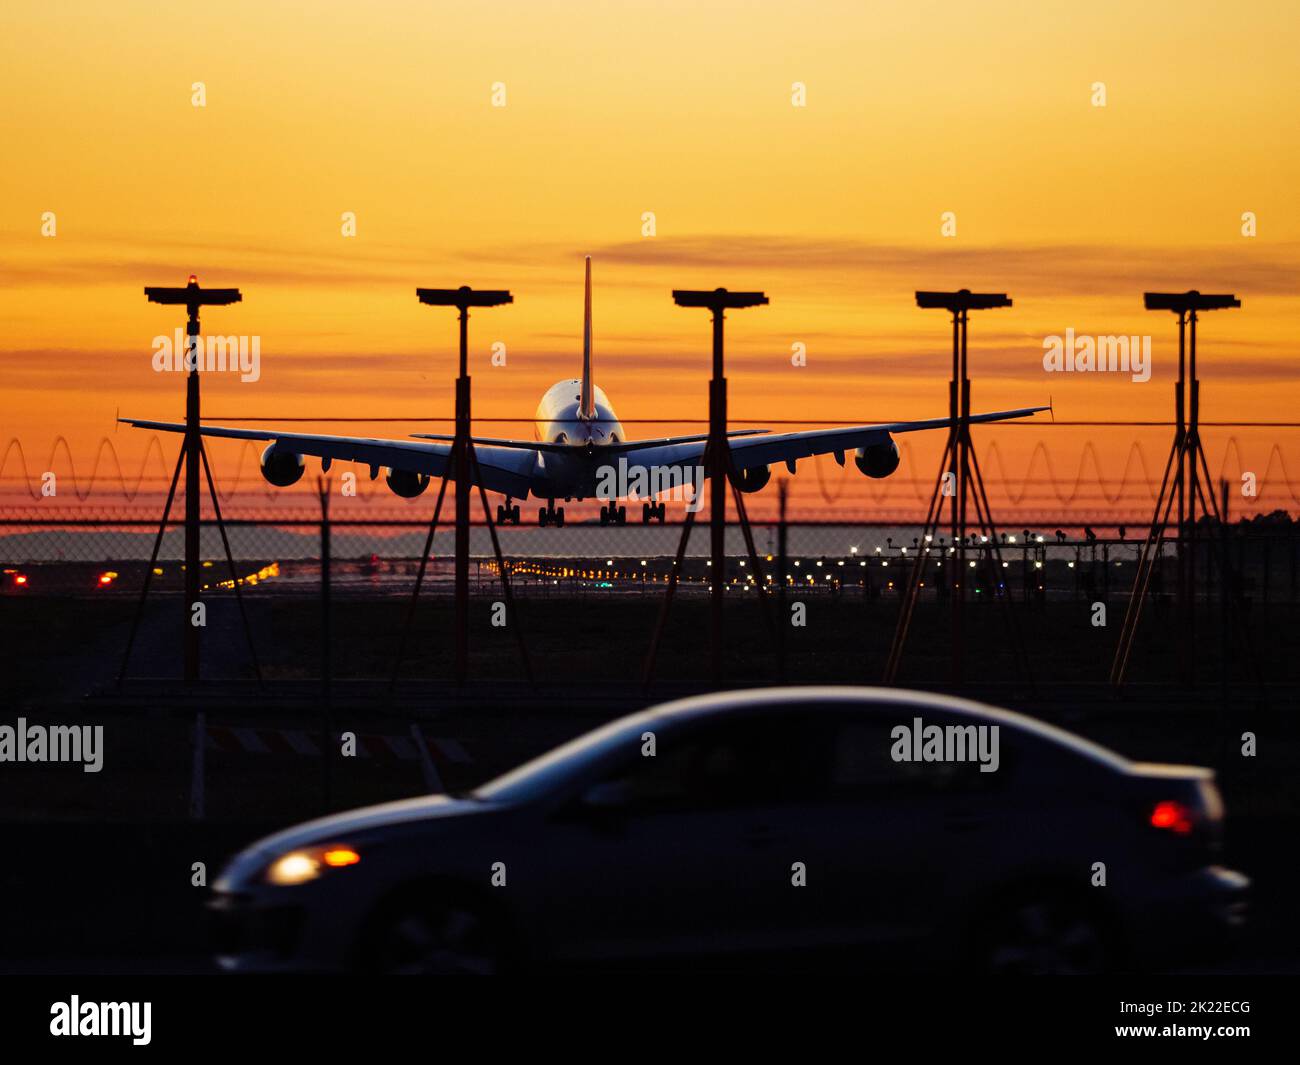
{"left": 474, "top": 711, "right": 657, "bottom": 804}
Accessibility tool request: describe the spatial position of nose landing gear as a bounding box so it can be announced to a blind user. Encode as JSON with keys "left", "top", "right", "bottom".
{"left": 495, "top": 499, "right": 522, "bottom": 525}
{"left": 599, "top": 503, "right": 628, "bottom": 526}
{"left": 538, "top": 500, "right": 565, "bottom": 527}
{"left": 641, "top": 501, "right": 666, "bottom": 524}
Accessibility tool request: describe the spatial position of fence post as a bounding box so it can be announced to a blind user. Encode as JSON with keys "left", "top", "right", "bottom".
{"left": 189, "top": 710, "right": 205, "bottom": 821}
{"left": 1103, "top": 542, "right": 1110, "bottom": 603}
{"left": 319, "top": 478, "right": 333, "bottom": 811}
{"left": 411, "top": 723, "right": 444, "bottom": 793}
{"left": 777, "top": 482, "right": 788, "bottom": 682}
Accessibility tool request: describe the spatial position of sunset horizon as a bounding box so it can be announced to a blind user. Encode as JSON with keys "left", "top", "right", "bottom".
{"left": 4, "top": 1, "right": 1299, "bottom": 521}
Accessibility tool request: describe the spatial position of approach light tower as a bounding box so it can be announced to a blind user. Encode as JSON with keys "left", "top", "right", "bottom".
{"left": 671, "top": 287, "right": 768, "bottom": 680}
{"left": 142, "top": 275, "right": 241, "bottom": 683}
{"left": 415, "top": 285, "right": 513, "bottom": 685}
{"left": 884, "top": 289, "right": 1020, "bottom": 687}
{"left": 1111, "top": 289, "right": 1240, "bottom": 689}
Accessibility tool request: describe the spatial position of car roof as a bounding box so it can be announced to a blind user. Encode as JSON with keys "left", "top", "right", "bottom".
{"left": 640, "top": 687, "right": 1130, "bottom": 770}
{"left": 477, "top": 686, "right": 1130, "bottom": 803}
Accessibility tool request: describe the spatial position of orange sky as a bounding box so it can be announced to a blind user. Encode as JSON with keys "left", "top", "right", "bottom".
{"left": 2, "top": 0, "right": 1298, "bottom": 518}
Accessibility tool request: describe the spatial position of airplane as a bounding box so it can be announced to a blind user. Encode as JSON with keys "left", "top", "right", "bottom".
{"left": 122, "top": 258, "right": 1047, "bottom": 527}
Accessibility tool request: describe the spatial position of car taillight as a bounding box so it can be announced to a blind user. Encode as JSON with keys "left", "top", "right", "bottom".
{"left": 1150, "top": 800, "right": 1196, "bottom": 835}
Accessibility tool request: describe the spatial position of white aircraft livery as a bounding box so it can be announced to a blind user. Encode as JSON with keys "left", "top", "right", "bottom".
{"left": 123, "top": 257, "right": 1047, "bottom": 526}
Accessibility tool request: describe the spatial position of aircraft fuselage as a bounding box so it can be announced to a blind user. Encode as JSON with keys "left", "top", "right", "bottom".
{"left": 531, "top": 379, "right": 627, "bottom": 500}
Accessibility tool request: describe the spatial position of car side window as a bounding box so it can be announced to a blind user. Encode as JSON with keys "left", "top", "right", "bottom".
{"left": 606, "top": 739, "right": 702, "bottom": 807}
{"left": 595, "top": 714, "right": 835, "bottom": 813}
{"left": 829, "top": 711, "right": 1015, "bottom": 798}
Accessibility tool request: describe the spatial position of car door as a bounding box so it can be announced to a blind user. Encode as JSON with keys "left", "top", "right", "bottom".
{"left": 807, "top": 704, "right": 1022, "bottom": 954}
{"left": 537, "top": 710, "right": 839, "bottom": 964}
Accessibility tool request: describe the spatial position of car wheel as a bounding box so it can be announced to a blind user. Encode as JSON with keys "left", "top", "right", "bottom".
{"left": 974, "top": 896, "right": 1115, "bottom": 975}
{"left": 360, "top": 895, "right": 508, "bottom": 975}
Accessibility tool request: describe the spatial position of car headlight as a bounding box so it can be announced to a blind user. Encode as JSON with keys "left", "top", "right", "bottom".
{"left": 265, "top": 845, "right": 361, "bottom": 886}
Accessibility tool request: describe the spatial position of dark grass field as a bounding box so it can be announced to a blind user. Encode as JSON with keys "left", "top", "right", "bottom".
{"left": 4, "top": 587, "right": 1292, "bottom": 691}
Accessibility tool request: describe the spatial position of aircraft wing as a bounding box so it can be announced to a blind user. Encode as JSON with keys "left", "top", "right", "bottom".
{"left": 617, "top": 406, "right": 1048, "bottom": 474}
{"left": 119, "top": 419, "right": 539, "bottom": 498}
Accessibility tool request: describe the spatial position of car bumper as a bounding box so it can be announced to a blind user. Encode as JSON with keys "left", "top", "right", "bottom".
{"left": 1127, "top": 865, "right": 1249, "bottom": 967}
{"left": 207, "top": 889, "right": 357, "bottom": 973}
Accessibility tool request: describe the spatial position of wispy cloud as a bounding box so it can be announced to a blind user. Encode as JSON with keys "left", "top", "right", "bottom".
{"left": 473, "top": 235, "right": 1300, "bottom": 299}
{"left": 7, "top": 233, "right": 1300, "bottom": 299}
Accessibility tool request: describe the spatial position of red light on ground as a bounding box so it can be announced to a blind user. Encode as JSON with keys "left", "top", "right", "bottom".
{"left": 14, "top": 575, "right": 27, "bottom": 586}
{"left": 188, "top": 274, "right": 198, "bottom": 284}
{"left": 1150, "top": 800, "right": 1194, "bottom": 835}
{"left": 98, "top": 574, "right": 114, "bottom": 586}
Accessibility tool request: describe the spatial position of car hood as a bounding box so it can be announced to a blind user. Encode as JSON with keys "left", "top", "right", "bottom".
{"left": 216, "top": 794, "right": 495, "bottom": 890}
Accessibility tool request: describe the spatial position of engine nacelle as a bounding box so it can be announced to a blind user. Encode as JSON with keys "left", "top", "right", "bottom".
{"left": 260, "top": 445, "right": 305, "bottom": 487}
{"left": 854, "top": 438, "right": 901, "bottom": 479}
{"left": 734, "top": 464, "right": 772, "bottom": 493}
{"left": 386, "top": 468, "right": 430, "bottom": 498}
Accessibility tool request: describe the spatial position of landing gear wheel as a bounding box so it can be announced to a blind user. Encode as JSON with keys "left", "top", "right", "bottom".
{"left": 617, "top": 505, "right": 626, "bottom": 524}
{"left": 642, "top": 503, "right": 652, "bottom": 524}
{"left": 538, "top": 508, "right": 549, "bottom": 528}
{"left": 555, "top": 507, "right": 565, "bottom": 528}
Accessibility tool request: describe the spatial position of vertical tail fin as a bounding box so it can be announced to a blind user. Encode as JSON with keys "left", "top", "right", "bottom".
{"left": 580, "top": 255, "right": 595, "bottom": 419}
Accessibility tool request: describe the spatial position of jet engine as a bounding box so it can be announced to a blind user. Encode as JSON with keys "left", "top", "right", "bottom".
{"left": 734, "top": 464, "right": 772, "bottom": 493}
{"left": 260, "top": 445, "right": 305, "bottom": 487}
{"left": 385, "top": 468, "right": 430, "bottom": 498}
{"left": 854, "top": 438, "right": 901, "bottom": 479}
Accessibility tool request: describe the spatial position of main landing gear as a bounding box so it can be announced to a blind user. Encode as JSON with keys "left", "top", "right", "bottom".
{"left": 496, "top": 498, "right": 522, "bottom": 525}
{"left": 641, "top": 501, "right": 666, "bottom": 524}
{"left": 538, "top": 500, "right": 565, "bottom": 527}
{"left": 599, "top": 503, "right": 627, "bottom": 526}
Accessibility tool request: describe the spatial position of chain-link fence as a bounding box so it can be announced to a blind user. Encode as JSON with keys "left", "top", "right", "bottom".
{"left": 2, "top": 513, "right": 1297, "bottom": 602}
